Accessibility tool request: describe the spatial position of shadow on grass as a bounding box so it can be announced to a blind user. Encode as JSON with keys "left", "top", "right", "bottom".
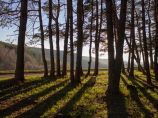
{"left": 0, "top": 77, "right": 58, "bottom": 102}
{"left": 0, "top": 77, "right": 69, "bottom": 117}
{"left": 54, "top": 78, "right": 95, "bottom": 118}
{"left": 123, "top": 73, "right": 156, "bottom": 117}
{"left": 104, "top": 91, "right": 128, "bottom": 118}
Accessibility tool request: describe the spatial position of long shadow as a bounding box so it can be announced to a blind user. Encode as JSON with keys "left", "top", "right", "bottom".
{"left": 0, "top": 78, "right": 69, "bottom": 117}
{"left": 123, "top": 73, "right": 158, "bottom": 114}
{"left": 104, "top": 91, "right": 129, "bottom": 118}
{"left": 120, "top": 75, "right": 154, "bottom": 117}
{"left": 0, "top": 76, "right": 54, "bottom": 97}
{"left": 16, "top": 82, "right": 78, "bottom": 118}
{"left": 0, "top": 77, "right": 57, "bottom": 102}
{"left": 54, "top": 78, "right": 95, "bottom": 118}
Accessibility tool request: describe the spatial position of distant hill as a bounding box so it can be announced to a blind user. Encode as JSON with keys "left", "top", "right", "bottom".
{"left": 0, "top": 41, "right": 132, "bottom": 69}
{"left": 26, "top": 47, "right": 109, "bottom": 69}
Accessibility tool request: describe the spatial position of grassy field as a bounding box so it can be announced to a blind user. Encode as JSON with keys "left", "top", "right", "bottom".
{"left": 0, "top": 70, "right": 158, "bottom": 118}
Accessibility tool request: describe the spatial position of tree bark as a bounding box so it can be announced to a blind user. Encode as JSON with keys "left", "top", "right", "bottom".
{"left": 94, "top": 0, "right": 99, "bottom": 75}
{"left": 142, "top": 0, "right": 152, "bottom": 84}
{"left": 49, "top": 0, "right": 55, "bottom": 77}
{"left": 38, "top": 0, "right": 48, "bottom": 77}
{"left": 147, "top": 1, "right": 153, "bottom": 69}
{"left": 15, "top": 0, "right": 28, "bottom": 82}
{"left": 129, "top": 0, "right": 135, "bottom": 77}
{"left": 62, "top": 0, "right": 69, "bottom": 76}
{"left": 75, "top": 0, "right": 83, "bottom": 83}
{"left": 106, "top": 0, "right": 127, "bottom": 94}
{"left": 155, "top": 0, "right": 158, "bottom": 81}
{"left": 87, "top": 0, "right": 93, "bottom": 75}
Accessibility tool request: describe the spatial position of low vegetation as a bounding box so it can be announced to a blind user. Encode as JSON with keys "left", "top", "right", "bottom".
{"left": 0, "top": 70, "right": 158, "bottom": 118}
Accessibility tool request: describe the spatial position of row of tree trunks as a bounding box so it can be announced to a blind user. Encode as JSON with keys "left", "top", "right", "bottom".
{"left": 15, "top": 0, "right": 28, "bottom": 82}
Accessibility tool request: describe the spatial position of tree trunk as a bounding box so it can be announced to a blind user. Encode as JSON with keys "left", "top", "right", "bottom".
{"left": 147, "top": 1, "right": 153, "bottom": 69}
{"left": 106, "top": 0, "right": 127, "bottom": 94}
{"left": 142, "top": 0, "right": 152, "bottom": 84}
{"left": 113, "top": 0, "right": 127, "bottom": 94}
{"left": 69, "top": 0, "right": 74, "bottom": 83}
{"left": 87, "top": 0, "right": 93, "bottom": 75}
{"left": 38, "top": 0, "right": 48, "bottom": 77}
{"left": 155, "top": 0, "right": 158, "bottom": 81}
{"left": 129, "top": 0, "right": 135, "bottom": 77}
{"left": 56, "top": 19, "right": 60, "bottom": 76}
{"left": 15, "top": 0, "right": 28, "bottom": 82}
{"left": 122, "top": 57, "right": 125, "bottom": 73}
{"left": 127, "top": 37, "right": 131, "bottom": 72}
{"left": 62, "top": 0, "right": 69, "bottom": 76}
{"left": 94, "top": 0, "right": 99, "bottom": 75}
{"left": 125, "top": 35, "right": 146, "bottom": 75}
{"left": 106, "top": 0, "right": 115, "bottom": 94}
{"left": 75, "top": 0, "right": 83, "bottom": 83}
{"left": 49, "top": 0, "right": 55, "bottom": 77}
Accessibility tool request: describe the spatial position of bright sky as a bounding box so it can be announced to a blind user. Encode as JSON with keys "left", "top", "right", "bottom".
{"left": 0, "top": 0, "right": 131, "bottom": 62}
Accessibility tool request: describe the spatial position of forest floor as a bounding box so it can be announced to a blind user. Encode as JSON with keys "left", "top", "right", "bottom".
{"left": 0, "top": 70, "right": 158, "bottom": 118}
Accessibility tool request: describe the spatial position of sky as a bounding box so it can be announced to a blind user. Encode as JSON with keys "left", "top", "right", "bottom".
{"left": 0, "top": 0, "right": 131, "bottom": 62}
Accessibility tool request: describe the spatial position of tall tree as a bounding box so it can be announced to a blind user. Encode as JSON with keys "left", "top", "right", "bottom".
{"left": 49, "top": 0, "right": 55, "bottom": 77}
{"left": 52, "top": 0, "right": 61, "bottom": 76}
{"left": 94, "top": 0, "right": 99, "bottom": 75}
{"left": 142, "top": 0, "right": 152, "bottom": 84}
{"left": 106, "top": 0, "right": 127, "bottom": 94}
{"left": 15, "top": 0, "right": 28, "bottom": 82}
{"left": 70, "top": 0, "right": 74, "bottom": 83}
{"left": 129, "top": 0, "right": 135, "bottom": 77}
{"left": 87, "top": 0, "right": 94, "bottom": 75}
{"left": 62, "top": 0, "right": 69, "bottom": 76}
{"left": 75, "top": 0, "right": 83, "bottom": 83}
{"left": 147, "top": 0, "right": 154, "bottom": 69}
{"left": 154, "top": 0, "right": 158, "bottom": 81}
{"left": 38, "top": 0, "right": 48, "bottom": 77}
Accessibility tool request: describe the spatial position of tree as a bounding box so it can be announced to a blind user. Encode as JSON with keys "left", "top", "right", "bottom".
{"left": 87, "top": 0, "right": 94, "bottom": 75}
{"left": 94, "top": 0, "right": 99, "bottom": 75}
{"left": 129, "top": 0, "right": 135, "bottom": 77}
{"left": 49, "top": 0, "right": 55, "bottom": 77}
{"left": 62, "top": 0, "right": 69, "bottom": 76}
{"left": 154, "top": 0, "right": 158, "bottom": 81}
{"left": 15, "top": 0, "right": 28, "bottom": 82}
{"left": 52, "top": 0, "right": 61, "bottom": 76}
{"left": 69, "top": 0, "right": 74, "bottom": 83}
{"left": 75, "top": 0, "right": 83, "bottom": 83}
{"left": 106, "top": 0, "right": 127, "bottom": 94}
{"left": 38, "top": 0, "right": 48, "bottom": 77}
{"left": 142, "top": 0, "right": 152, "bottom": 84}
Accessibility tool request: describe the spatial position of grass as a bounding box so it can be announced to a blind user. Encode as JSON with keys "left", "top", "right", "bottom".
{"left": 0, "top": 68, "right": 109, "bottom": 74}
{"left": 0, "top": 70, "right": 158, "bottom": 118}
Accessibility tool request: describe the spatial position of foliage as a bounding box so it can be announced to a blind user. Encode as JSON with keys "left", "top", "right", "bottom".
{"left": 0, "top": 70, "right": 158, "bottom": 117}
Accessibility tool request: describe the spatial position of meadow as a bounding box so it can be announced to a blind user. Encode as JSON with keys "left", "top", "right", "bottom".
{"left": 0, "top": 70, "right": 158, "bottom": 118}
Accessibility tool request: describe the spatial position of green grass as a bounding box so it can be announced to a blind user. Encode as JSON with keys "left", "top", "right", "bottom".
{"left": 0, "top": 70, "right": 158, "bottom": 118}
{"left": 0, "top": 68, "right": 108, "bottom": 74}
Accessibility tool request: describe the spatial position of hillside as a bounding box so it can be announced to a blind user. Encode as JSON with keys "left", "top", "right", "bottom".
{"left": 26, "top": 47, "right": 109, "bottom": 69}
{"left": 0, "top": 41, "right": 109, "bottom": 69}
